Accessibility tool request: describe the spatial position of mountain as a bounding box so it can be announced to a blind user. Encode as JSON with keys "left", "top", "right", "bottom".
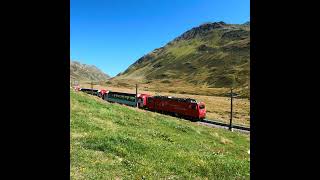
{"left": 113, "top": 21, "right": 250, "bottom": 96}
{"left": 70, "top": 60, "right": 110, "bottom": 82}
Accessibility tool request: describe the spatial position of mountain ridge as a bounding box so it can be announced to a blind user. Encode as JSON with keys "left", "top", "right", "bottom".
{"left": 70, "top": 60, "right": 110, "bottom": 82}
{"left": 113, "top": 21, "right": 249, "bottom": 97}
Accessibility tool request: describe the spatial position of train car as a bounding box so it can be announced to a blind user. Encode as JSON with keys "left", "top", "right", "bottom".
{"left": 80, "top": 88, "right": 99, "bottom": 96}
{"left": 145, "top": 95, "right": 206, "bottom": 120}
{"left": 103, "top": 91, "right": 137, "bottom": 107}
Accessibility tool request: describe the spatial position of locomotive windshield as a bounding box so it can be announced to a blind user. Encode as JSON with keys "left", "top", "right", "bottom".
{"left": 199, "top": 104, "right": 205, "bottom": 109}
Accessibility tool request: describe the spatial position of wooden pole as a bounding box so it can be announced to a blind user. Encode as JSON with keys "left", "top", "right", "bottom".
{"left": 229, "top": 88, "right": 233, "bottom": 131}
{"left": 91, "top": 81, "right": 93, "bottom": 95}
{"left": 136, "top": 84, "right": 138, "bottom": 108}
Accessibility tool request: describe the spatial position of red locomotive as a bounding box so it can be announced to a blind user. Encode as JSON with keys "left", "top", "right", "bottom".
{"left": 142, "top": 95, "right": 206, "bottom": 121}
{"left": 79, "top": 87, "right": 206, "bottom": 121}
{"left": 74, "top": 85, "right": 81, "bottom": 91}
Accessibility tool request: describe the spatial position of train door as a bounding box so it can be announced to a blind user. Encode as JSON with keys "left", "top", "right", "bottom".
{"left": 147, "top": 97, "right": 154, "bottom": 110}
{"left": 137, "top": 97, "right": 144, "bottom": 108}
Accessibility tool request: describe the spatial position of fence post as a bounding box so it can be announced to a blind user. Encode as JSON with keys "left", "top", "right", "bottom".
{"left": 229, "top": 88, "right": 233, "bottom": 131}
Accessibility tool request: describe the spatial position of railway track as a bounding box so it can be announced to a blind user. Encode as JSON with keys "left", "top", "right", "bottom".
{"left": 200, "top": 119, "right": 250, "bottom": 134}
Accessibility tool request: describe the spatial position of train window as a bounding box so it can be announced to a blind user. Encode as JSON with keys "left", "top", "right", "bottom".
{"left": 109, "top": 93, "right": 136, "bottom": 102}
{"left": 199, "top": 104, "right": 205, "bottom": 109}
{"left": 191, "top": 104, "right": 197, "bottom": 110}
{"left": 148, "top": 98, "right": 153, "bottom": 103}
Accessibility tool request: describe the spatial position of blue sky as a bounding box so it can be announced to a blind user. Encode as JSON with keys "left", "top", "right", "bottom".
{"left": 71, "top": 0, "right": 250, "bottom": 77}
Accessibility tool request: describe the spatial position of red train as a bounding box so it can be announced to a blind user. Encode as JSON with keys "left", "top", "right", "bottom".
{"left": 139, "top": 95, "right": 206, "bottom": 121}
{"left": 75, "top": 86, "right": 206, "bottom": 121}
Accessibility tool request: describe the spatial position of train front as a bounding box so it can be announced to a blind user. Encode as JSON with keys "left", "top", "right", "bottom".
{"left": 137, "top": 94, "right": 151, "bottom": 108}
{"left": 197, "top": 102, "right": 206, "bottom": 120}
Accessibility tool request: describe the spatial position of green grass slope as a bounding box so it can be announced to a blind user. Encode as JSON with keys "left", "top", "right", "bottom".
{"left": 71, "top": 90, "right": 250, "bottom": 179}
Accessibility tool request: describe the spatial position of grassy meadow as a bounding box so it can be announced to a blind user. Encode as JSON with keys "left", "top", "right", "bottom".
{"left": 71, "top": 90, "right": 250, "bottom": 179}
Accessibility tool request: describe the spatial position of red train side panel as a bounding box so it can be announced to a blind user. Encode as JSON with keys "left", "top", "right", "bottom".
{"left": 146, "top": 96, "right": 206, "bottom": 120}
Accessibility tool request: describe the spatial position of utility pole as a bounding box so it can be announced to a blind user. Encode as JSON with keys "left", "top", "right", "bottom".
{"left": 135, "top": 84, "right": 138, "bottom": 108}
{"left": 229, "top": 88, "right": 233, "bottom": 131}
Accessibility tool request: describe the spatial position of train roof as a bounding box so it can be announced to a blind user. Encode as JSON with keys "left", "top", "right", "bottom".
{"left": 80, "top": 88, "right": 99, "bottom": 92}
{"left": 108, "top": 91, "right": 136, "bottom": 96}
{"left": 152, "top": 95, "right": 197, "bottom": 103}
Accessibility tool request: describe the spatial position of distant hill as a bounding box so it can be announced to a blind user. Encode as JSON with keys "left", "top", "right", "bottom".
{"left": 70, "top": 61, "right": 110, "bottom": 82}
{"left": 113, "top": 21, "right": 249, "bottom": 96}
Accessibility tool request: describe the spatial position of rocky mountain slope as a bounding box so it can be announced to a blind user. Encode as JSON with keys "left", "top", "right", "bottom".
{"left": 70, "top": 60, "right": 110, "bottom": 82}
